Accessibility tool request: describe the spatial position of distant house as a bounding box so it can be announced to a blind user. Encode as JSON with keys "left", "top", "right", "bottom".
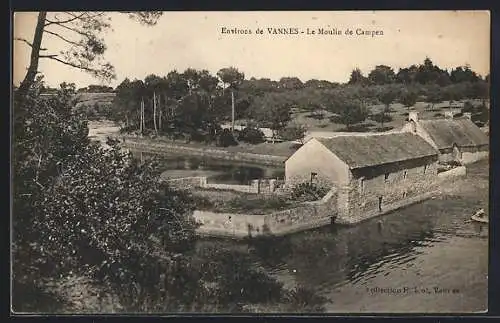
{"left": 402, "top": 111, "right": 489, "bottom": 164}
{"left": 285, "top": 132, "right": 439, "bottom": 223}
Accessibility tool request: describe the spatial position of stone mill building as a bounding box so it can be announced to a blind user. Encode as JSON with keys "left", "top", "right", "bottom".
{"left": 285, "top": 132, "right": 440, "bottom": 223}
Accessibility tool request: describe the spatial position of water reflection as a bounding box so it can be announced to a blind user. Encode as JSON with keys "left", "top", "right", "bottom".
{"left": 156, "top": 156, "right": 285, "bottom": 185}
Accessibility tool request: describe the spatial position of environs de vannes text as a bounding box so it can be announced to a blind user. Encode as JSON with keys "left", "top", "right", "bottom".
{"left": 221, "top": 27, "right": 384, "bottom": 37}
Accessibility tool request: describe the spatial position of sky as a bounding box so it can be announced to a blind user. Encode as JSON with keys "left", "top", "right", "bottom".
{"left": 13, "top": 11, "right": 490, "bottom": 88}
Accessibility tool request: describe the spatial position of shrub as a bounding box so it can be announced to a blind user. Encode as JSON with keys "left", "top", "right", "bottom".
{"left": 216, "top": 129, "right": 238, "bottom": 147}
{"left": 237, "top": 127, "right": 265, "bottom": 144}
{"left": 290, "top": 182, "right": 329, "bottom": 201}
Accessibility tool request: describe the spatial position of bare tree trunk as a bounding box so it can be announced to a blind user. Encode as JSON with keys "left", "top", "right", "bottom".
{"left": 153, "top": 91, "right": 158, "bottom": 134}
{"left": 142, "top": 98, "right": 146, "bottom": 132}
{"left": 158, "top": 94, "right": 162, "bottom": 131}
{"left": 17, "top": 12, "right": 47, "bottom": 95}
{"left": 139, "top": 99, "right": 143, "bottom": 136}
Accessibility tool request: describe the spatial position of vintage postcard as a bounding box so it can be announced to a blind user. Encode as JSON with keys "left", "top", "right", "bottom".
{"left": 12, "top": 11, "right": 490, "bottom": 314}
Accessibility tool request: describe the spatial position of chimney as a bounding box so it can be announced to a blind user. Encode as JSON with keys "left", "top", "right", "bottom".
{"left": 444, "top": 111, "right": 454, "bottom": 119}
{"left": 408, "top": 111, "right": 419, "bottom": 123}
{"left": 463, "top": 112, "right": 472, "bottom": 120}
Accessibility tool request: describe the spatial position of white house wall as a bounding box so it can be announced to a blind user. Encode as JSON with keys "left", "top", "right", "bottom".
{"left": 285, "top": 139, "right": 350, "bottom": 187}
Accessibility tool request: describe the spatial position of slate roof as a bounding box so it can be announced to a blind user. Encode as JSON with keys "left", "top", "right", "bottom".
{"left": 316, "top": 132, "right": 438, "bottom": 169}
{"left": 418, "top": 118, "right": 489, "bottom": 150}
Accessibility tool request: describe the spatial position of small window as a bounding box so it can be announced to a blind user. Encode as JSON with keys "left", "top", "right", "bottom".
{"left": 310, "top": 172, "right": 318, "bottom": 183}
{"left": 423, "top": 165, "right": 427, "bottom": 174}
{"left": 403, "top": 170, "right": 407, "bottom": 179}
{"left": 384, "top": 173, "right": 390, "bottom": 182}
{"left": 359, "top": 178, "right": 365, "bottom": 193}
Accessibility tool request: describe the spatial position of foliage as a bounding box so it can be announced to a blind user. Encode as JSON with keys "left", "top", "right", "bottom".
{"left": 12, "top": 82, "right": 201, "bottom": 312}
{"left": 348, "top": 68, "right": 369, "bottom": 85}
{"left": 16, "top": 12, "right": 163, "bottom": 95}
{"left": 399, "top": 89, "right": 418, "bottom": 110}
{"left": 290, "top": 182, "right": 329, "bottom": 202}
{"left": 368, "top": 65, "right": 396, "bottom": 85}
{"left": 250, "top": 93, "right": 293, "bottom": 132}
{"left": 108, "top": 57, "right": 488, "bottom": 141}
{"left": 332, "top": 99, "right": 369, "bottom": 129}
{"left": 216, "top": 129, "right": 238, "bottom": 147}
{"left": 278, "top": 123, "right": 307, "bottom": 143}
{"left": 237, "top": 127, "right": 265, "bottom": 144}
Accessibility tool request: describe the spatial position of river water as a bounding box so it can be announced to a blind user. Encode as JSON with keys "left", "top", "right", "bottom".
{"left": 194, "top": 160, "right": 489, "bottom": 313}
{"left": 157, "top": 156, "right": 285, "bottom": 185}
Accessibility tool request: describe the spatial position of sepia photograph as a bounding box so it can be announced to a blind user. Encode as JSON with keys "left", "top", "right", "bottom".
{"left": 11, "top": 10, "right": 490, "bottom": 314}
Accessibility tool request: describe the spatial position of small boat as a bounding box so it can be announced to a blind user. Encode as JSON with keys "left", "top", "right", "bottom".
{"left": 471, "top": 209, "right": 488, "bottom": 224}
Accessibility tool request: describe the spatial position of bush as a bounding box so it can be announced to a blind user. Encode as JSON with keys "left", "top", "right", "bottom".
{"left": 290, "top": 182, "right": 329, "bottom": 201}
{"left": 216, "top": 129, "right": 238, "bottom": 147}
{"left": 237, "top": 127, "right": 265, "bottom": 144}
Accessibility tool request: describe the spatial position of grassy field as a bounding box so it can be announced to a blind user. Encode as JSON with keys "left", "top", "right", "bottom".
{"left": 191, "top": 188, "right": 300, "bottom": 215}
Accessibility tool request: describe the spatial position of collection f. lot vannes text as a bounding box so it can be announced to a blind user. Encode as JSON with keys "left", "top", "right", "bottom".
{"left": 221, "top": 27, "right": 384, "bottom": 37}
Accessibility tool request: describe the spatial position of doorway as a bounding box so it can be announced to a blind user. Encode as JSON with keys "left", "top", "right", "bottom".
{"left": 378, "top": 196, "right": 383, "bottom": 212}
{"left": 452, "top": 144, "right": 462, "bottom": 162}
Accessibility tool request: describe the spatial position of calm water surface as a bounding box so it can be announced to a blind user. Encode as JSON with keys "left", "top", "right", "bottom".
{"left": 154, "top": 155, "right": 285, "bottom": 185}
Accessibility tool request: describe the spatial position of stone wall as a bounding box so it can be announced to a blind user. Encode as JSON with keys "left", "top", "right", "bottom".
{"left": 191, "top": 187, "right": 338, "bottom": 238}
{"left": 164, "top": 176, "right": 207, "bottom": 189}
{"left": 339, "top": 158, "right": 440, "bottom": 224}
{"left": 192, "top": 210, "right": 267, "bottom": 238}
{"left": 163, "top": 176, "right": 284, "bottom": 194}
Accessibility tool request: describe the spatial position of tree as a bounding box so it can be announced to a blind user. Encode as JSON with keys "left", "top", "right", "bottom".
{"left": 377, "top": 89, "right": 397, "bottom": 128}
{"left": 278, "top": 77, "right": 304, "bottom": 90}
{"left": 399, "top": 90, "right": 418, "bottom": 112}
{"left": 396, "top": 65, "right": 418, "bottom": 84}
{"left": 217, "top": 67, "right": 245, "bottom": 131}
{"left": 426, "top": 85, "right": 443, "bottom": 110}
{"left": 348, "top": 68, "right": 368, "bottom": 85}
{"left": 367, "top": 65, "right": 396, "bottom": 85}
{"left": 217, "top": 67, "right": 245, "bottom": 92}
{"left": 334, "top": 100, "right": 369, "bottom": 130}
{"left": 450, "top": 65, "right": 481, "bottom": 83}
{"left": 250, "top": 93, "right": 292, "bottom": 138}
{"left": 278, "top": 123, "right": 307, "bottom": 143}
{"left": 15, "top": 11, "right": 163, "bottom": 97}
{"left": 12, "top": 79, "right": 207, "bottom": 312}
